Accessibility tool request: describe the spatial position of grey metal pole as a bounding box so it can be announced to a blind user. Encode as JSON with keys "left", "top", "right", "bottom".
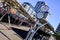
{"left": 28, "top": 23, "right": 47, "bottom": 40}
{"left": 8, "top": 15, "right": 10, "bottom": 26}
{"left": 19, "top": 21, "right": 23, "bottom": 26}
{"left": 19, "top": 18, "right": 25, "bottom": 26}
{"left": 24, "top": 18, "right": 38, "bottom": 40}
{"left": 41, "top": 36, "right": 45, "bottom": 40}
{"left": 0, "top": 12, "right": 7, "bottom": 21}
{"left": 24, "top": 26, "right": 33, "bottom": 40}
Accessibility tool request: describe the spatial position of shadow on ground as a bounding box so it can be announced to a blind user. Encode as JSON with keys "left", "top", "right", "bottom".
{"left": 11, "top": 27, "right": 28, "bottom": 39}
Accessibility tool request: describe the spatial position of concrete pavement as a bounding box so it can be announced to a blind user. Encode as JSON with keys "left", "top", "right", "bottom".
{"left": 0, "top": 22, "right": 30, "bottom": 40}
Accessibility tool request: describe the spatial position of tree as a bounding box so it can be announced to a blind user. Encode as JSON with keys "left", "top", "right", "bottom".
{"left": 56, "top": 33, "right": 60, "bottom": 40}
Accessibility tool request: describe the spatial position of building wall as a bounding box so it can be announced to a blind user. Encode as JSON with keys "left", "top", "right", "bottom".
{"left": 34, "top": 1, "right": 50, "bottom": 20}
{"left": 23, "top": 2, "right": 37, "bottom": 21}
{"left": 43, "top": 12, "right": 50, "bottom": 20}
{"left": 34, "top": 1, "right": 45, "bottom": 13}
{"left": 56, "top": 23, "right": 60, "bottom": 33}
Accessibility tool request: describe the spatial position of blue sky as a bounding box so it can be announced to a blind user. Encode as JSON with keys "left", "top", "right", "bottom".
{"left": 18, "top": 0, "right": 60, "bottom": 30}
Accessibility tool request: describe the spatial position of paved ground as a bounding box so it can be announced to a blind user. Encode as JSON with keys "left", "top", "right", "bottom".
{"left": 0, "top": 22, "right": 30, "bottom": 40}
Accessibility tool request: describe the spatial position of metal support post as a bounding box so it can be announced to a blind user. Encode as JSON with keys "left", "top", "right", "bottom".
{"left": 0, "top": 12, "right": 7, "bottom": 21}
{"left": 8, "top": 15, "right": 10, "bottom": 26}
{"left": 41, "top": 36, "right": 45, "bottom": 40}
{"left": 24, "top": 23, "right": 47, "bottom": 40}
{"left": 19, "top": 21, "right": 23, "bottom": 26}
{"left": 28, "top": 23, "right": 47, "bottom": 40}
{"left": 24, "top": 26, "right": 33, "bottom": 40}
{"left": 19, "top": 18, "right": 25, "bottom": 26}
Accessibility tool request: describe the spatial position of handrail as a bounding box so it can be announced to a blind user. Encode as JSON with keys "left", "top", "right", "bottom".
{"left": 4, "top": 0, "right": 35, "bottom": 23}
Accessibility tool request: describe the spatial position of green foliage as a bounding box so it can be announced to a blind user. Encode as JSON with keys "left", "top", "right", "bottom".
{"left": 56, "top": 33, "right": 60, "bottom": 40}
